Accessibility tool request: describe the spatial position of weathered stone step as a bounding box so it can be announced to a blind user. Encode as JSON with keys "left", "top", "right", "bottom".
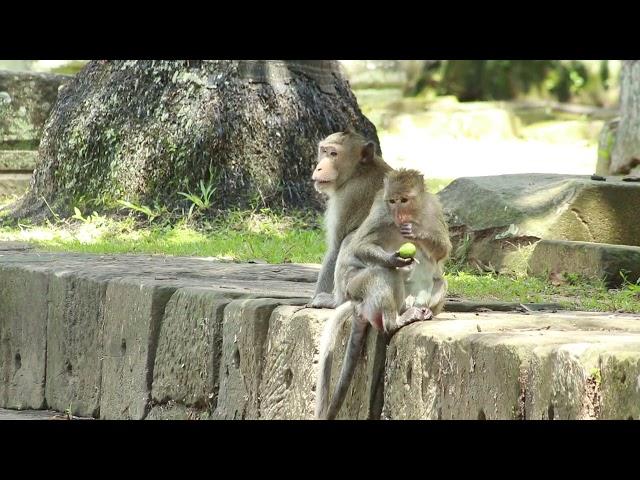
{"left": 0, "top": 407, "right": 90, "bottom": 420}
{"left": 0, "top": 150, "right": 37, "bottom": 171}
{"left": 0, "top": 70, "right": 69, "bottom": 149}
{"left": 266, "top": 307, "right": 640, "bottom": 420}
{"left": 383, "top": 311, "right": 640, "bottom": 420}
{"left": 529, "top": 239, "right": 640, "bottom": 287}
{"left": 0, "top": 172, "right": 31, "bottom": 196}
{"left": 0, "top": 250, "right": 317, "bottom": 418}
{"left": 1, "top": 249, "right": 638, "bottom": 419}
{"left": 438, "top": 174, "right": 640, "bottom": 274}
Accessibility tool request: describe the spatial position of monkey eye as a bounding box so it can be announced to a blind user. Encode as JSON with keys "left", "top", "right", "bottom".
{"left": 400, "top": 198, "right": 408, "bottom": 203}
{"left": 330, "top": 151, "right": 338, "bottom": 157}
{"left": 389, "top": 199, "right": 396, "bottom": 204}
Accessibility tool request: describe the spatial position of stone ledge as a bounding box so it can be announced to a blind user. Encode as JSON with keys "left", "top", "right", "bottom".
{"left": 0, "top": 172, "right": 30, "bottom": 196}
{"left": 1, "top": 249, "right": 639, "bottom": 419}
{"left": 0, "top": 407, "right": 78, "bottom": 420}
{"left": 383, "top": 311, "right": 640, "bottom": 420}
{"left": 0, "top": 150, "right": 37, "bottom": 171}
{"left": 0, "top": 69, "right": 70, "bottom": 149}
{"left": 529, "top": 239, "right": 640, "bottom": 287}
{"left": 0, "top": 251, "right": 317, "bottom": 418}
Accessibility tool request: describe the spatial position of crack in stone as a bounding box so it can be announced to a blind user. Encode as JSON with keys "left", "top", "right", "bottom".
{"left": 571, "top": 208, "right": 595, "bottom": 241}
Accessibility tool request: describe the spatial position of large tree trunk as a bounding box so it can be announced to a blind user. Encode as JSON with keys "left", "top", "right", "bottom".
{"left": 10, "top": 60, "right": 379, "bottom": 220}
{"left": 611, "top": 60, "right": 640, "bottom": 175}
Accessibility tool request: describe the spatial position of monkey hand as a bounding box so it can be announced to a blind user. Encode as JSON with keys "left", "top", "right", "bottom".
{"left": 400, "top": 223, "right": 416, "bottom": 239}
{"left": 389, "top": 252, "right": 414, "bottom": 268}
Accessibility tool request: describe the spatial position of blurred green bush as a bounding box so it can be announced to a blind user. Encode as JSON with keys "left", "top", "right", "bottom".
{"left": 406, "top": 60, "right": 619, "bottom": 106}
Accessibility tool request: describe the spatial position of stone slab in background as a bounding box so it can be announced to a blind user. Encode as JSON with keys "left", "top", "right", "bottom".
{"left": 529, "top": 239, "right": 640, "bottom": 287}
{"left": 0, "top": 70, "right": 70, "bottom": 149}
{"left": 0, "top": 173, "right": 31, "bottom": 196}
{"left": 0, "top": 150, "right": 38, "bottom": 171}
{"left": 438, "top": 174, "right": 640, "bottom": 273}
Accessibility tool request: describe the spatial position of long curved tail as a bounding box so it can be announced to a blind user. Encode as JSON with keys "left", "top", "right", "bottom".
{"left": 325, "top": 316, "right": 369, "bottom": 420}
{"left": 314, "top": 301, "right": 353, "bottom": 419}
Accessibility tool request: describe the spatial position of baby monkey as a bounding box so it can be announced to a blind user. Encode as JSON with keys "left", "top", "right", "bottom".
{"left": 384, "top": 168, "right": 452, "bottom": 321}
{"left": 315, "top": 168, "right": 452, "bottom": 419}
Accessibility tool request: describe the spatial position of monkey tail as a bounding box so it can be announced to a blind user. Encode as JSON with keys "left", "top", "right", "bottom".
{"left": 315, "top": 301, "right": 353, "bottom": 420}
{"left": 326, "top": 315, "right": 369, "bottom": 420}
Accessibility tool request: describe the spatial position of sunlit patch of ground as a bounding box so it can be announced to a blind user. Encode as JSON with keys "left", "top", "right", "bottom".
{"left": 354, "top": 91, "right": 609, "bottom": 182}
{"left": 382, "top": 136, "right": 597, "bottom": 178}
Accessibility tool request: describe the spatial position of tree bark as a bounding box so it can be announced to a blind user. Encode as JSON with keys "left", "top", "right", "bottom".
{"left": 10, "top": 60, "right": 379, "bottom": 220}
{"left": 611, "top": 60, "right": 640, "bottom": 175}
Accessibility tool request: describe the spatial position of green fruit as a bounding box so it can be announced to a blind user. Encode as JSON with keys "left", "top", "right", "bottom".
{"left": 398, "top": 242, "right": 417, "bottom": 258}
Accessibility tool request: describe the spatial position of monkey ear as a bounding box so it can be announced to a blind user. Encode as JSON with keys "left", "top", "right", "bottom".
{"left": 360, "top": 141, "right": 375, "bottom": 164}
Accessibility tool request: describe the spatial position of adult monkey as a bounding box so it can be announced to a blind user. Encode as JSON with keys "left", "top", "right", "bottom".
{"left": 315, "top": 168, "right": 452, "bottom": 420}
{"left": 307, "top": 129, "right": 392, "bottom": 309}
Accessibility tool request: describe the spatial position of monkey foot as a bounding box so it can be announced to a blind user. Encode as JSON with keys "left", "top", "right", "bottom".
{"left": 306, "top": 293, "right": 337, "bottom": 309}
{"left": 397, "top": 307, "right": 433, "bottom": 327}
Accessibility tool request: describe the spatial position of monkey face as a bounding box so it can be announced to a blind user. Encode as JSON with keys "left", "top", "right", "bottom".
{"left": 312, "top": 143, "right": 344, "bottom": 193}
{"left": 312, "top": 135, "right": 375, "bottom": 193}
{"left": 385, "top": 193, "right": 417, "bottom": 226}
{"left": 383, "top": 168, "right": 425, "bottom": 226}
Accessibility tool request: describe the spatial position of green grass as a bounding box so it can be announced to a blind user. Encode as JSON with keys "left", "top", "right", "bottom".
{"left": 446, "top": 270, "right": 640, "bottom": 313}
{"left": 20, "top": 226, "right": 324, "bottom": 263}
{"left": 0, "top": 208, "right": 326, "bottom": 264}
{"left": 1, "top": 206, "right": 638, "bottom": 313}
